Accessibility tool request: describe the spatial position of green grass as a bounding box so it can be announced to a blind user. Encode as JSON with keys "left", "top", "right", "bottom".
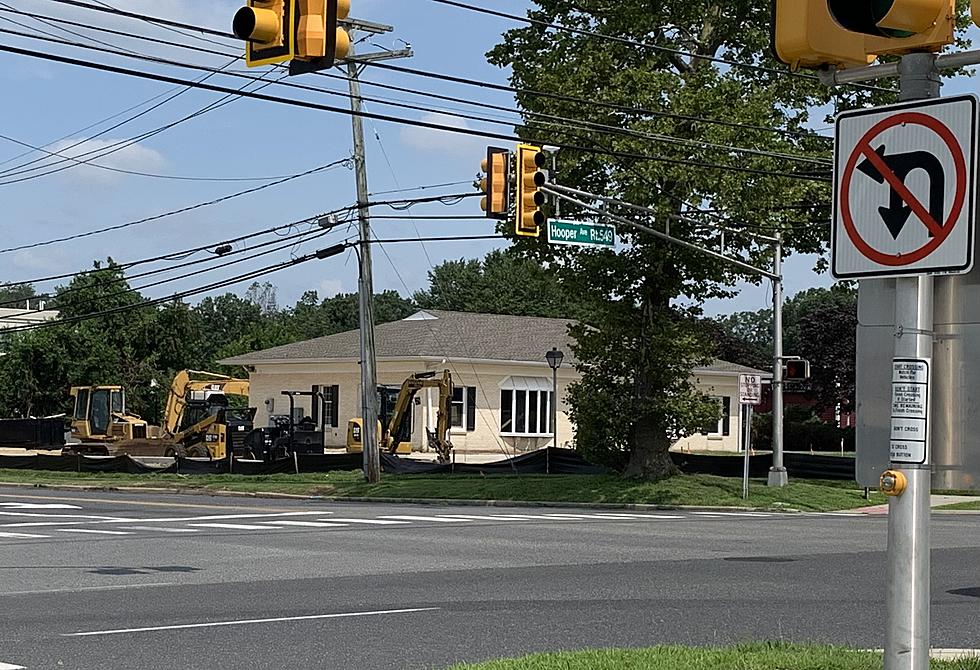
{"left": 0, "top": 469, "right": 885, "bottom": 511}
{"left": 444, "top": 643, "right": 980, "bottom": 669}
{"left": 936, "top": 500, "right": 980, "bottom": 511}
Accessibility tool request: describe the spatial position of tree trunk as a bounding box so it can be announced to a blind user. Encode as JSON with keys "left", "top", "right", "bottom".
{"left": 624, "top": 413, "right": 680, "bottom": 479}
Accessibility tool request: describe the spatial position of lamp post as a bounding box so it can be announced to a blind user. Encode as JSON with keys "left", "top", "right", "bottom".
{"left": 545, "top": 347, "right": 564, "bottom": 475}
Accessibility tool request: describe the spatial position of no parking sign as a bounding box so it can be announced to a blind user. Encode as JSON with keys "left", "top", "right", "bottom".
{"left": 832, "top": 96, "right": 978, "bottom": 279}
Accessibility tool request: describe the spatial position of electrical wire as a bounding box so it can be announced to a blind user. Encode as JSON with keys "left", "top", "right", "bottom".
{"left": 0, "top": 156, "right": 354, "bottom": 254}
{"left": 0, "top": 26, "right": 831, "bottom": 176}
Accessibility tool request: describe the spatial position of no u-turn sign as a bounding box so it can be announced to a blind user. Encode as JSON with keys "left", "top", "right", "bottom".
{"left": 832, "top": 96, "right": 978, "bottom": 279}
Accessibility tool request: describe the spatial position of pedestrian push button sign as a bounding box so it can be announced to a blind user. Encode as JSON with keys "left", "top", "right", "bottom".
{"left": 833, "top": 96, "right": 978, "bottom": 279}
{"left": 890, "top": 358, "right": 930, "bottom": 465}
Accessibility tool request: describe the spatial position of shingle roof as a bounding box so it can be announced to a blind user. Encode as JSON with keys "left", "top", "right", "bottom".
{"left": 221, "top": 310, "right": 579, "bottom": 366}
{"left": 698, "top": 359, "right": 771, "bottom": 376}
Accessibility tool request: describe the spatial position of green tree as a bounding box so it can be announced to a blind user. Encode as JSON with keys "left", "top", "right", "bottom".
{"left": 485, "top": 1, "right": 925, "bottom": 477}
{"left": 0, "top": 283, "right": 36, "bottom": 307}
{"left": 414, "top": 249, "right": 576, "bottom": 318}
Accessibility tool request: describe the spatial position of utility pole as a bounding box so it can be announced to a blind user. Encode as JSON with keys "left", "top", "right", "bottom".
{"left": 342, "top": 29, "right": 413, "bottom": 484}
{"left": 346, "top": 40, "right": 381, "bottom": 484}
{"left": 768, "top": 231, "right": 788, "bottom": 487}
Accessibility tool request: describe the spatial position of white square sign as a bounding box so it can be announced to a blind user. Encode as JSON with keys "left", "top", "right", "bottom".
{"left": 738, "top": 374, "right": 762, "bottom": 406}
{"left": 832, "top": 95, "right": 978, "bottom": 279}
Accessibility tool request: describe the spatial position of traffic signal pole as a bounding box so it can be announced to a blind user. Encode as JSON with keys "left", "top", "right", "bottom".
{"left": 885, "top": 52, "right": 939, "bottom": 670}
{"left": 769, "top": 232, "right": 788, "bottom": 487}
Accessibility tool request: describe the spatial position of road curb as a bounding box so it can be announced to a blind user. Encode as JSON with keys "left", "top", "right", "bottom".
{"left": 0, "top": 481, "right": 813, "bottom": 513}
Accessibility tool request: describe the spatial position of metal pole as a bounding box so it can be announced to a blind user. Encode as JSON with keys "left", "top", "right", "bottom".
{"left": 884, "top": 52, "right": 939, "bottom": 670}
{"left": 768, "top": 232, "right": 788, "bottom": 487}
{"left": 550, "top": 365, "right": 558, "bottom": 474}
{"left": 742, "top": 404, "right": 752, "bottom": 499}
{"left": 347, "top": 42, "right": 380, "bottom": 484}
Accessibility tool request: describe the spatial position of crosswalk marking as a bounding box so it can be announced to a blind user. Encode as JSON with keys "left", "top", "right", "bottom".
{"left": 377, "top": 515, "right": 470, "bottom": 523}
{"left": 0, "top": 531, "right": 49, "bottom": 538}
{"left": 0, "top": 661, "right": 26, "bottom": 669}
{"left": 0, "top": 502, "right": 81, "bottom": 509}
{"left": 540, "top": 513, "right": 634, "bottom": 520}
{"left": 190, "top": 523, "right": 282, "bottom": 531}
{"left": 120, "top": 526, "right": 201, "bottom": 533}
{"left": 263, "top": 521, "right": 349, "bottom": 528}
{"left": 692, "top": 512, "right": 773, "bottom": 518}
{"left": 58, "top": 529, "right": 132, "bottom": 536}
{"left": 590, "top": 513, "right": 685, "bottom": 520}
{"left": 435, "top": 514, "right": 549, "bottom": 522}
{"left": 330, "top": 517, "right": 409, "bottom": 526}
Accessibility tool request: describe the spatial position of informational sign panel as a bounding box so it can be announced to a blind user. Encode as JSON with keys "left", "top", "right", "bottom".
{"left": 547, "top": 219, "right": 616, "bottom": 249}
{"left": 890, "top": 358, "right": 930, "bottom": 465}
{"left": 833, "top": 95, "right": 978, "bottom": 279}
{"left": 738, "top": 374, "right": 763, "bottom": 406}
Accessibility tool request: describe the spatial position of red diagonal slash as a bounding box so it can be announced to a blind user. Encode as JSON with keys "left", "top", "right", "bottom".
{"left": 859, "top": 142, "right": 944, "bottom": 237}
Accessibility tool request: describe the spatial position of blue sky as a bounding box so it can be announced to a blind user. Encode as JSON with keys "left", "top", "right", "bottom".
{"left": 1, "top": 1, "right": 965, "bottom": 318}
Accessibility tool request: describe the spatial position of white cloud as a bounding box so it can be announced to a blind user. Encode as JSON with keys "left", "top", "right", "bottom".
{"left": 317, "top": 279, "right": 343, "bottom": 299}
{"left": 47, "top": 139, "right": 167, "bottom": 185}
{"left": 400, "top": 113, "right": 486, "bottom": 157}
{"left": 12, "top": 248, "right": 70, "bottom": 274}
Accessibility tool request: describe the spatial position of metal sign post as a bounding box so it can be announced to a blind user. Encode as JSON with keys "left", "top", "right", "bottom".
{"left": 738, "top": 374, "right": 763, "bottom": 499}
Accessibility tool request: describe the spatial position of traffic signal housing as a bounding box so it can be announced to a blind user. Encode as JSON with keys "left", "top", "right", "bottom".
{"left": 234, "top": 0, "right": 295, "bottom": 67}
{"left": 516, "top": 144, "right": 546, "bottom": 238}
{"left": 771, "top": 0, "right": 873, "bottom": 70}
{"left": 480, "top": 147, "right": 510, "bottom": 221}
{"left": 295, "top": 0, "right": 351, "bottom": 65}
{"left": 783, "top": 359, "right": 812, "bottom": 382}
{"left": 829, "top": 0, "right": 954, "bottom": 56}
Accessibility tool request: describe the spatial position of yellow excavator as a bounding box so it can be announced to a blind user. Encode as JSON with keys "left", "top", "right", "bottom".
{"left": 161, "top": 370, "right": 253, "bottom": 460}
{"left": 346, "top": 370, "right": 454, "bottom": 462}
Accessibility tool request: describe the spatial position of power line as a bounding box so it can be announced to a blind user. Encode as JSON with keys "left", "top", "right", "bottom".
{"left": 0, "top": 156, "right": 353, "bottom": 254}
{"left": 0, "top": 41, "right": 830, "bottom": 183}
{"left": 0, "top": 24, "right": 830, "bottom": 172}
{"left": 0, "top": 243, "right": 350, "bottom": 336}
{"left": 9, "top": 2, "right": 832, "bottom": 147}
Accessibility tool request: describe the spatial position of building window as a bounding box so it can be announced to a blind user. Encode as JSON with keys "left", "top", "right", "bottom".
{"left": 703, "top": 396, "right": 731, "bottom": 437}
{"left": 311, "top": 385, "right": 340, "bottom": 429}
{"left": 450, "top": 386, "right": 477, "bottom": 432}
{"left": 499, "top": 377, "right": 554, "bottom": 437}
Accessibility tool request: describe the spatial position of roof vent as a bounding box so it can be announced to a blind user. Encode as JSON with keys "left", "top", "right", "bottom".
{"left": 404, "top": 310, "right": 439, "bottom": 321}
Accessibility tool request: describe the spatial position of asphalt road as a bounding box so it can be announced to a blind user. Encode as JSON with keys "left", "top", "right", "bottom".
{"left": 0, "top": 487, "right": 977, "bottom": 670}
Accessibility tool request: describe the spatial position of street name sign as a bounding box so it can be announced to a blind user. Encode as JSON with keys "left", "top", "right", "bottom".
{"left": 833, "top": 95, "right": 978, "bottom": 279}
{"left": 890, "top": 358, "right": 930, "bottom": 465}
{"left": 547, "top": 219, "right": 616, "bottom": 249}
{"left": 738, "top": 374, "right": 763, "bottom": 406}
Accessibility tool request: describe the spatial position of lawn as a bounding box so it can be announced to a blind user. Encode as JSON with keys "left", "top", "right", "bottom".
{"left": 936, "top": 500, "right": 980, "bottom": 511}
{"left": 0, "top": 469, "right": 884, "bottom": 512}
{"left": 445, "top": 643, "right": 980, "bottom": 669}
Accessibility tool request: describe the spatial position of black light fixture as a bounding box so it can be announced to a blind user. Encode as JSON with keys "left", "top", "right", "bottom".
{"left": 546, "top": 347, "right": 564, "bottom": 370}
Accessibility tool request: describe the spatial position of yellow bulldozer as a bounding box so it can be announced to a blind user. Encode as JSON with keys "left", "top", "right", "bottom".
{"left": 346, "top": 370, "right": 454, "bottom": 462}
{"left": 67, "top": 370, "right": 253, "bottom": 459}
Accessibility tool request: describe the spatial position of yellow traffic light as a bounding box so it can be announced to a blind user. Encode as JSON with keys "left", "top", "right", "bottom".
{"left": 974, "top": 0, "right": 980, "bottom": 26}
{"left": 480, "top": 147, "right": 509, "bottom": 220}
{"left": 771, "top": 0, "right": 873, "bottom": 70}
{"left": 829, "top": 0, "right": 955, "bottom": 56}
{"left": 233, "top": 0, "right": 295, "bottom": 67}
{"left": 295, "top": 0, "right": 351, "bottom": 65}
{"left": 516, "top": 144, "right": 546, "bottom": 238}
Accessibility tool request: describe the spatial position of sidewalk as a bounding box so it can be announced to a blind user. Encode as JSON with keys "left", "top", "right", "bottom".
{"left": 853, "top": 494, "right": 980, "bottom": 515}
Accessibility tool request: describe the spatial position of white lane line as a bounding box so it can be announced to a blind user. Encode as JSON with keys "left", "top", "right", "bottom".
{"left": 0, "top": 511, "right": 126, "bottom": 520}
{"left": 540, "top": 513, "right": 630, "bottom": 520}
{"left": 109, "top": 511, "right": 333, "bottom": 524}
{"left": 0, "top": 502, "right": 81, "bottom": 509}
{"left": 118, "top": 526, "right": 201, "bottom": 534}
{"left": 327, "top": 518, "right": 411, "bottom": 525}
{"left": 0, "top": 531, "right": 49, "bottom": 538}
{"left": 262, "top": 521, "right": 349, "bottom": 528}
{"left": 0, "top": 660, "right": 25, "bottom": 669}
{"left": 2, "top": 521, "right": 100, "bottom": 528}
{"left": 691, "top": 512, "right": 773, "bottom": 517}
{"left": 1, "top": 583, "right": 172, "bottom": 597}
{"left": 58, "top": 529, "right": 132, "bottom": 536}
{"left": 63, "top": 607, "right": 441, "bottom": 637}
{"left": 377, "top": 515, "right": 470, "bottom": 523}
{"left": 189, "top": 523, "right": 280, "bottom": 531}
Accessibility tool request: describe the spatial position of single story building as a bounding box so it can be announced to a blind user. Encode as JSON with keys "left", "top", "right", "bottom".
{"left": 0, "top": 304, "right": 59, "bottom": 333}
{"left": 221, "top": 309, "right": 768, "bottom": 455}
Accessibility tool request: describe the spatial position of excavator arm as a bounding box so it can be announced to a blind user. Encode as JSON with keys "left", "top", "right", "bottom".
{"left": 383, "top": 370, "right": 454, "bottom": 461}
{"left": 163, "top": 370, "right": 250, "bottom": 438}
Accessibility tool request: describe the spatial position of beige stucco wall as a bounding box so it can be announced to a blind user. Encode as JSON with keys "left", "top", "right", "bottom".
{"left": 236, "top": 357, "right": 762, "bottom": 456}
{"left": 239, "top": 357, "right": 577, "bottom": 454}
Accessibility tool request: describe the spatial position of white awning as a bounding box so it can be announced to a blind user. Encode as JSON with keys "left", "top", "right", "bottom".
{"left": 499, "top": 376, "right": 552, "bottom": 391}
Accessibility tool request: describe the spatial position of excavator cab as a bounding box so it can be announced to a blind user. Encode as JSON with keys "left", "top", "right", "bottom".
{"left": 70, "top": 386, "right": 151, "bottom": 442}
